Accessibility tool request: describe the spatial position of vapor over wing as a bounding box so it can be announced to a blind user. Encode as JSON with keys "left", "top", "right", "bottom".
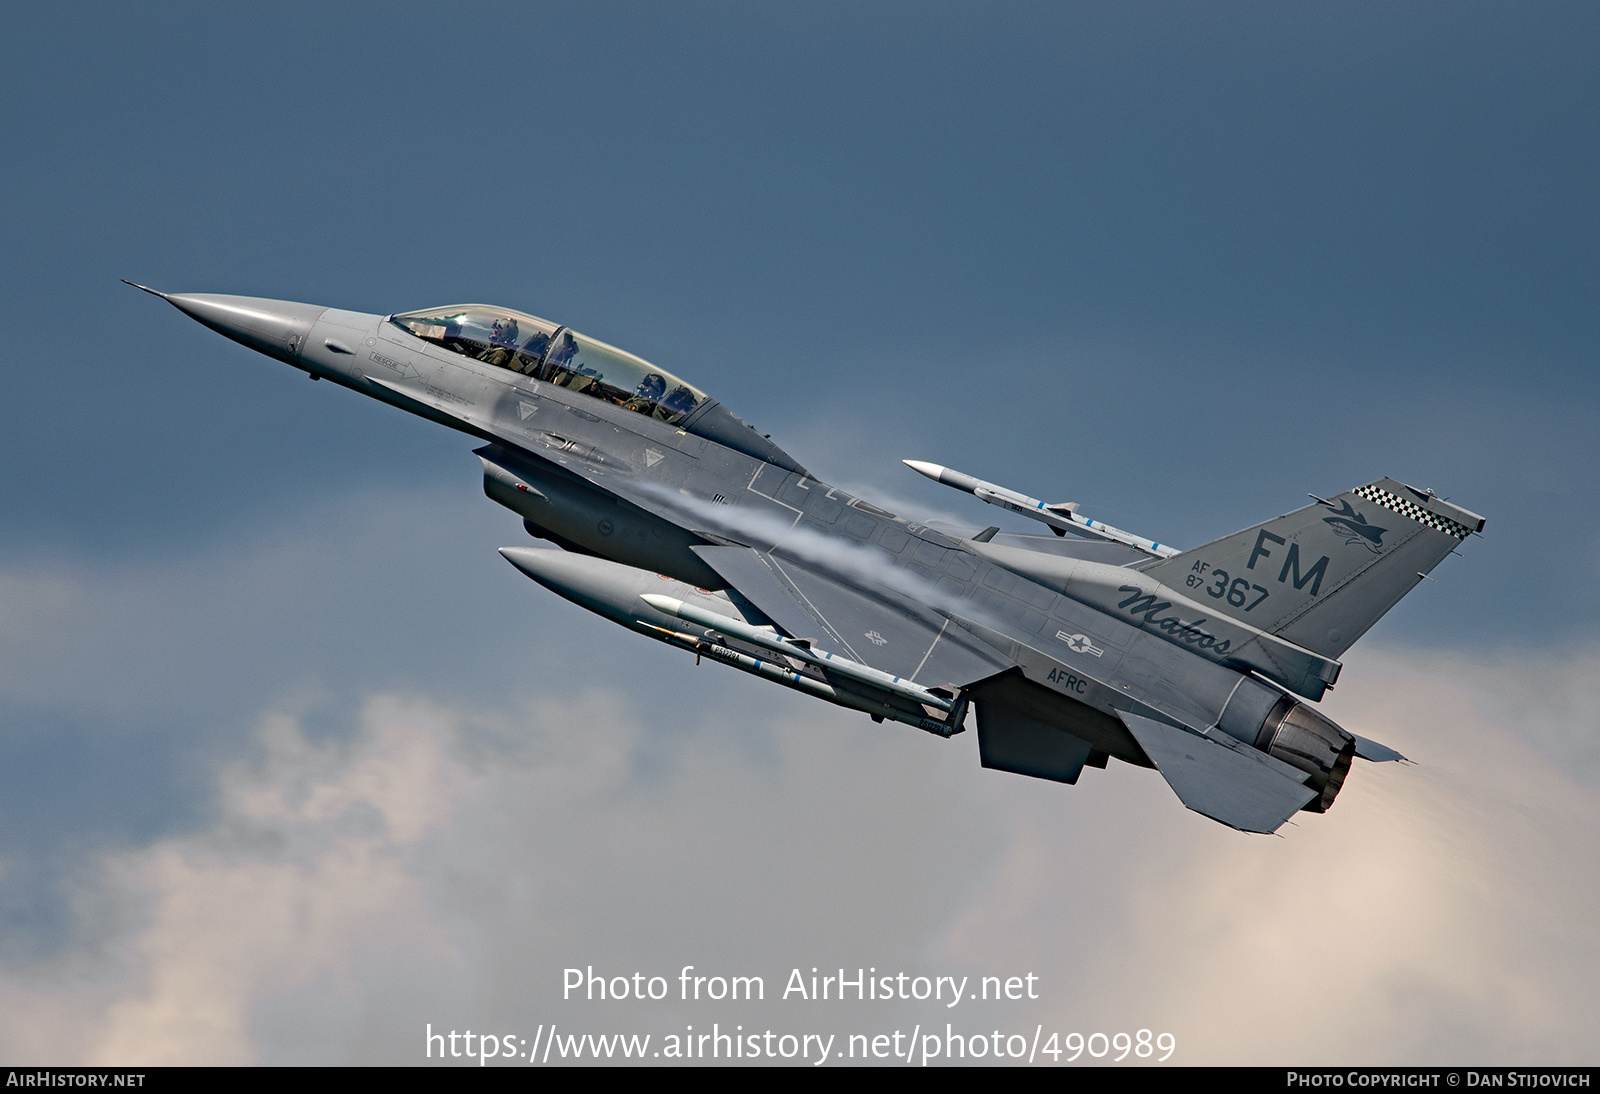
{"left": 690, "top": 545, "right": 1011, "bottom": 689}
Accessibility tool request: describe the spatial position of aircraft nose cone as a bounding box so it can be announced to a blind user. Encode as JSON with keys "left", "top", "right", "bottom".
{"left": 125, "top": 282, "right": 327, "bottom": 362}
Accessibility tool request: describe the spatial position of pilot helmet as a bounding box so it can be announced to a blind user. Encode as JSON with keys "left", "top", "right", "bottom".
{"left": 490, "top": 316, "right": 520, "bottom": 346}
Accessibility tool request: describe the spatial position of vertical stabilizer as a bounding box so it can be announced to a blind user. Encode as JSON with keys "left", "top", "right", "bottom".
{"left": 1143, "top": 479, "right": 1483, "bottom": 659}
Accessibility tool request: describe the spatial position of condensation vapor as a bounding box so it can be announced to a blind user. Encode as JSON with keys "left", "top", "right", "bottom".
{"left": 632, "top": 481, "right": 1017, "bottom": 636}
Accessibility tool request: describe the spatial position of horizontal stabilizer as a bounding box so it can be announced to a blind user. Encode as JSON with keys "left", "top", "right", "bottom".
{"left": 1118, "top": 711, "right": 1317, "bottom": 834}
{"left": 1353, "top": 734, "right": 1406, "bottom": 763}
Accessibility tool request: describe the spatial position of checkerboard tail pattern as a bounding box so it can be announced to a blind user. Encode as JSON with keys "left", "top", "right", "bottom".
{"left": 1353, "top": 483, "right": 1474, "bottom": 540}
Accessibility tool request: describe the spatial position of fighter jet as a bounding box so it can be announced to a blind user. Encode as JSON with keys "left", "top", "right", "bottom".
{"left": 128, "top": 284, "right": 1484, "bottom": 834}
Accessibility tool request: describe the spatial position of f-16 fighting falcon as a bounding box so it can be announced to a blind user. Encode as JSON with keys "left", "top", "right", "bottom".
{"left": 128, "top": 283, "right": 1484, "bottom": 834}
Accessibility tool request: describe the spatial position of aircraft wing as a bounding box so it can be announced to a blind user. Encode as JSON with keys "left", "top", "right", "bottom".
{"left": 690, "top": 545, "right": 1013, "bottom": 690}
{"left": 1117, "top": 711, "right": 1318, "bottom": 833}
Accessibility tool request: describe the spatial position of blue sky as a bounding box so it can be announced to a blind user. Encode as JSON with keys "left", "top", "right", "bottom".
{"left": 7, "top": 2, "right": 1597, "bottom": 635}
{"left": 0, "top": 2, "right": 1596, "bottom": 1064}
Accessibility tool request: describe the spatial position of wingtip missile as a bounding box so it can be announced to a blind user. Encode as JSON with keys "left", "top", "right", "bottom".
{"left": 904, "top": 458, "right": 1180, "bottom": 558}
{"left": 902, "top": 460, "right": 982, "bottom": 494}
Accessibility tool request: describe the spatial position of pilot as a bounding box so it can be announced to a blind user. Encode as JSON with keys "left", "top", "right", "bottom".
{"left": 628, "top": 372, "right": 667, "bottom": 412}
{"left": 481, "top": 316, "right": 519, "bottom": 367}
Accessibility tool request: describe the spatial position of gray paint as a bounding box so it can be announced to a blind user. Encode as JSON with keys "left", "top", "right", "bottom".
{"left": 976, "top": 703, "right": 1095, "bottom": 785}
{"left": 133, "top": 286, "right": 1474, "bottom": 834}
{"left": 1119, "top": 712, "right": 1319, "bottom": 835}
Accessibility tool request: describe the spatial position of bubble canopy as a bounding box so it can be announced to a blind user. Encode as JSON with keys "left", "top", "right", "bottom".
{"left": 389, "top": 305, "right": 708, "bottom": 426}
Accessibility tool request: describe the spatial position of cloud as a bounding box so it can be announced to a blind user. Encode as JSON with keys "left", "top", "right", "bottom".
{"left": 941, "top": 646, "right": 1600, "bottom": 1064}
{"left": 0, "top": 631, "right": 1593, "bottom": 1065}
{"left": 0, "top": 678, "right": 1000, "bottom": 1064}
{"left": 0, "top": 699, "right": 470, "bottom": 1064}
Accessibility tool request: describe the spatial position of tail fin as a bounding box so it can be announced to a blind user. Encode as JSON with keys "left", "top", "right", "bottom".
{"left": 1143, "top": 479, "right": 1483, "bottom": 659}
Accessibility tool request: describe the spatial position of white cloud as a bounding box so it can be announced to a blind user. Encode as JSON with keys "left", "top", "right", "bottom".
{"left": 0, "top": 679, "right": 997, "bottom": 1064}
{"left": 0, "top": 699, "right": 470, "bottom": 1065}
{"left": 942, "top": 646, "right": 1600, "bottom": 1064}
{"left": 0, "top": 637, "right": 1594, "bottom": 1065}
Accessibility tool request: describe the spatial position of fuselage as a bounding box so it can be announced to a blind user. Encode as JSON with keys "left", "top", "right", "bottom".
{"left": 144, "top": 289, "right": 1357, "bottom": 802}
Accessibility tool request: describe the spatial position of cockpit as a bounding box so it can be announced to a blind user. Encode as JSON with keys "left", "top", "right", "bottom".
{"left": 389, "top": 305, "right": 708, "bottom": 427}
{"left": 387, "top": 304, "right": 807, "bottom": 474}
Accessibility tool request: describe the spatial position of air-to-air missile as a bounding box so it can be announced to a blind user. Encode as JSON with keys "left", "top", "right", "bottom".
{"left": 130, "top": 283, "right": 1482, "bottom": 833}
{"left": 901, "top": 460, "right": 1179, "bottom": 557}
